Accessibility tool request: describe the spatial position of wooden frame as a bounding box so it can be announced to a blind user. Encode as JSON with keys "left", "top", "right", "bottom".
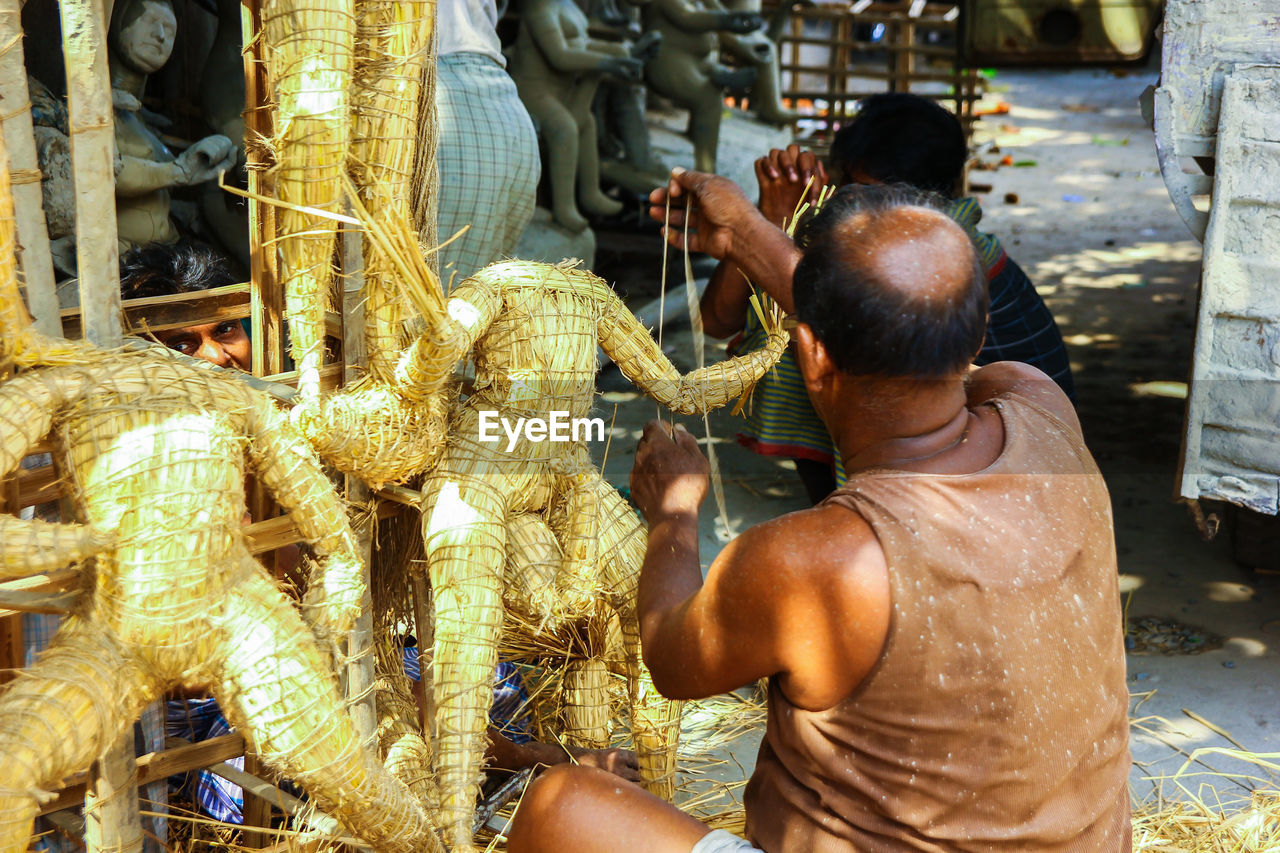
{"left": 755, "top": 1, "right": 982, "bottom": 153}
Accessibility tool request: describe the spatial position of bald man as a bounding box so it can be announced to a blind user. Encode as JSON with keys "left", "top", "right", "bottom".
{"left": 503, "top": 175, "right": 1131, "bottom": 852}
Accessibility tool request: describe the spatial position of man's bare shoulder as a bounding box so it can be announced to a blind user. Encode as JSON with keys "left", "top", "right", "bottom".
{"left": 966, "top": 361, "right": 1081, "bottom": 436}
{"left": 725, "top": 502, "right": 884, "bottom": 596}
{"left": 723, "top": 502, "right": 890, "bottom": 710}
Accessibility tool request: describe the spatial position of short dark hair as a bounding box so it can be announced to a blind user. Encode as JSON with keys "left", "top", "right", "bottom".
{"left": 119, "top": 244, "right": 236, "bottom": 300}
{"left": 792, "top": 184, "right": 987, "bottom": 379}
{"left": 828, "top": 94, "right": 967, "bottom": 196}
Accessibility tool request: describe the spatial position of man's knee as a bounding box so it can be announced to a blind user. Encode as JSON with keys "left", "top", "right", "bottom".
{"left": 506, "top": 764, "right": 601, "bottom": 850}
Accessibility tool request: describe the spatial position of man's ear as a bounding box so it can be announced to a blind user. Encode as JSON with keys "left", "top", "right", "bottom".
{"left": 794, "top": 323, "right": 836, "bottom": 396}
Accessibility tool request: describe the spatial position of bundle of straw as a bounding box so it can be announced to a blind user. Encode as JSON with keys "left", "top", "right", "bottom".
{"left": 350, "top": 0, "right": 435, "bottom": 381}
{"left": 0, "top": 351, "right": 442, "bottom": 853}
{"left": 262, "top": 0, "right": 355, "bottom": 401}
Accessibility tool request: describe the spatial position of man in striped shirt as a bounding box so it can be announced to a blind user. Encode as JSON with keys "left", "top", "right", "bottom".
{"left": 701, "top": 94, "right": 1073, "bottom": 502}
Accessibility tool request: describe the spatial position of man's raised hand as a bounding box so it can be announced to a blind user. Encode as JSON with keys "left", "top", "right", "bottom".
{"left": 755, "top": 144, "right": 828, "bottom": 228}
{"left": 647, "top": 167, "right": 760, "bottom": 261}
{"left": 630, "top": 420, "right": 709, "bottom": 521}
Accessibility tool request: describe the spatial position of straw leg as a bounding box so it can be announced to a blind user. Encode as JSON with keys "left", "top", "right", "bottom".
{"left": 562, "top": 656, "right": 612, "bottom": 749}
{"left": 552, "top": 477, "right": 602, "bottom": 619}
{"left": 375, "top": 668, "right": 439, "bottom": 811}
{"left": 421, "top": 470, "right": 508, "bottom": 853}
{"left": 211, "top": 558, "right": 443, "bottom": 853}
{"left": 0, "top": 617, "right": 148, "bottom": 853}
{"left": 594, "top": 480, "right": 682, "bottom": 801}
{"left": 503, "top": 512, "right": 561, "bottom": 625}
{"left": 246, "top": 396, "right": 364, "bottom": 641}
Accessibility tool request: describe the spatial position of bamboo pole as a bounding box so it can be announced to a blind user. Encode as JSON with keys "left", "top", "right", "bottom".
{"left": 0, "top": 0, "right": 58, "bottom": 335}
{"left": 83, "top": 732, "right": 144, "bottom": 853}
{"left": 63, "top": 0, "right": 150, "bottom": 846}
{"left": 340, "top": 205, "right": 376, "bottom": 743}
{"left": 58, "top": 0, "right": 137, "bottom": 848}
{"left": 59, "top": 0, "right": 122, "bottom": 347}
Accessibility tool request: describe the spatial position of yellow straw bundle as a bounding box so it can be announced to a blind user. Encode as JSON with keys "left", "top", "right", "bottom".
{"left": 351, "top": 0, "right": 435, "bottom": 380}
{"left": 262, "top": 0, "right": 355, "bottom": 401}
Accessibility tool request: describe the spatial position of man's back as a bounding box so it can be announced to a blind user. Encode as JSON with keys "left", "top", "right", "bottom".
{"left": 745, "top": 389, "right": 1131, "bottom": 852}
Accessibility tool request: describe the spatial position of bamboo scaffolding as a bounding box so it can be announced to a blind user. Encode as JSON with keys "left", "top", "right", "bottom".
{"left": 0, "top": 0, "right": 57, "bottom": 335}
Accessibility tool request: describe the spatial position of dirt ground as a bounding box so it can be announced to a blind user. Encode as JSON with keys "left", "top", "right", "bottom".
{"left": 585, "top": 61, "right": 1279, "bottom": 808}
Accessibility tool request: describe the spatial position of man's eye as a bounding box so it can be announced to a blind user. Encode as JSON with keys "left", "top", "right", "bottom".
{"left": 215, "top": 322, "right": 238, "bottom": 337}
{"left": 170, "top": 341, "right": 194, "bottom": 353}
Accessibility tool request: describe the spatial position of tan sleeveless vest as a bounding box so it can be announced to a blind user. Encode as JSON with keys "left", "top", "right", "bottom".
{"left": 744, "top": 392, "right": 1131, "bottom": 852}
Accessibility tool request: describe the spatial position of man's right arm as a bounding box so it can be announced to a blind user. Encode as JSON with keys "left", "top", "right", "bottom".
{"left": 650, "top": 168, "right": 802, "bottom": 314}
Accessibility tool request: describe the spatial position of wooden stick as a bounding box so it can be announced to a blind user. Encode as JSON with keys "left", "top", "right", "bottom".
{"left": 60, "top": 0, "right": 123, "bottom": 348}
{"left": 339, "top": 201, "right": 376, "bottom": 743}
{"left": 40, "top": 734, "right": 246, "bottom": 816}
{"left": 0, "top": 0, "right": 58, "bottom": 334}
{"left": 59, "top": 0, "right": 137, "bottom": 844}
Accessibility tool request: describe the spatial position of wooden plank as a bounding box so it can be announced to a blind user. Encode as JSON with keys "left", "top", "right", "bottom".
{"left": 7, "top": 460, "right": 63, "bottom": 510}
{"left": 243, "top": 0, "right": 281, "bottom": 378}
{"left": 0, "top": 568, "right": 82, "bottom": 618}
{"left": 260, "top": 363, "right": 344, "bottom": 394}
{"left": 777, "top": 38, "right": 957, "bottom": 57}
{"left": 0, "top": 612, "right": 22, "bottom": 685}
{"left": 0, "top": 0, "right": 59, "bottom": 334}
{"left": 60, "top": 0, "right": 123, "bottom": 349}
{"left": 40, "top": 734, "right": 247, "bottom": 816}
{"left": 60, "top": 283, "right": 251, "bottom": 338}
{"left": 243, "top": 500, "right": 404, "bottom": 555}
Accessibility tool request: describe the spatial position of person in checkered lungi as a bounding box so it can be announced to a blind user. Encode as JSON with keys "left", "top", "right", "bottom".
{"left": 435, "top": 0, "right": 540, "bottom": 283}
{"left": 702, "top": 94, "right": 1076, "bottom": 504}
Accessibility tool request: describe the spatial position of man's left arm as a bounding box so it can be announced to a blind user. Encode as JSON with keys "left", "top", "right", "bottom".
{"left": 629, "top": 421, "right": 888, "bottom": 706}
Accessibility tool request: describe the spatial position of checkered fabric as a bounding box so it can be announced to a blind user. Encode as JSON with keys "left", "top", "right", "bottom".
{"left": 732, "top": 197, "right": 1074, "bottom": 484}
{"left": 402, "top": 646, "right": 533, "bottom": 744}
{"left": 436, "top": 53, "right": 540, "bottom": 284}
{"left": 166, "top": 699, "right": 244, "bottom": 823}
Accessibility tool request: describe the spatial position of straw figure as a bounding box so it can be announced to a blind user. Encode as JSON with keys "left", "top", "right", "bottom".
{"left": 0, "top": 143, "right": 443, "bottom": 853}
{"left": 262, "top": 0, "right": 355, "bottom": 401}
{"left": 401, "top": 259, "right": 788, "bottom": 851}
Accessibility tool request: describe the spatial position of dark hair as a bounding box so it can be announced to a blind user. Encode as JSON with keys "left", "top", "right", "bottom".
{"left": 828, "top": 94, "right": 967, "bottom": 196}
{"left": 792, "top": 184, "right": 987, "bottom": 379}
{"left": 119, "top": 244, "right": 235, "bottom": 300}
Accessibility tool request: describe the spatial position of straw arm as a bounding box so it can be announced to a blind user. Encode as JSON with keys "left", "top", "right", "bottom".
{"left": 597, "top": 295, "right": 789, "bottom": 415}
{"left": 244, "top": 393, "right": 364, "bottom": 638}
{"left": 0, "top": 514, "right": 109, "bottom": 578}
{"left": 394, "top": 278, "right": 500, "bottom": 402}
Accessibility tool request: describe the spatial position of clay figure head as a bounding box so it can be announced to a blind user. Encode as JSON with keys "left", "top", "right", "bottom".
{"left": 120, "top": 244, "right": 251, "bottom": 370}
{"left": 111, "top": 0, "right": 178, "bottom": 75}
